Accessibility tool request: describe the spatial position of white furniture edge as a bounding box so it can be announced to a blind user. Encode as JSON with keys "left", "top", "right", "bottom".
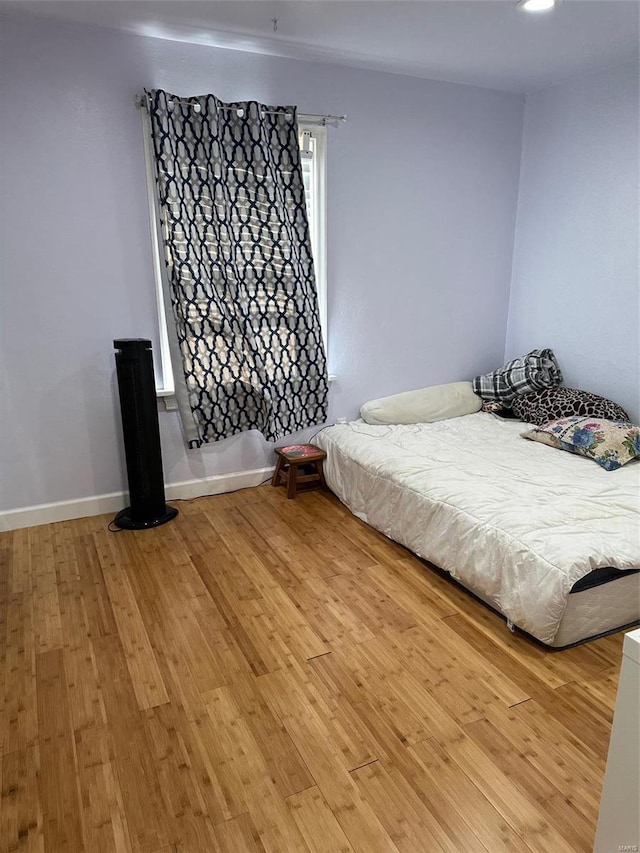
{"left": 594, "top": 628, "right": 640, "bottom": 852}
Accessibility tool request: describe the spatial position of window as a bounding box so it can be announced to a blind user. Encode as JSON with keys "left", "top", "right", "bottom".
{"left": 141, "top": 111, "right": 328, "bottom": 399}
{"left": 299, "top": 124, "right": 328, "bottom": 353}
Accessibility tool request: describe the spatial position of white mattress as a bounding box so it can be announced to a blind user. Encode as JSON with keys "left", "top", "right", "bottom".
{"left": 315, "top": 412, "right": 640, "bottom": 645}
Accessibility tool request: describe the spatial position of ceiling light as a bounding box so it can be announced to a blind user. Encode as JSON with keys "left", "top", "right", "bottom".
{"left": 518, "top": 0, "right": 557, "bottom": 11}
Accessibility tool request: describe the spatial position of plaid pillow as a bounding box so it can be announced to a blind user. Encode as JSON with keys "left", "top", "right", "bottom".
{"left": 473, "top": 349, "right": 563, "bottom": 404}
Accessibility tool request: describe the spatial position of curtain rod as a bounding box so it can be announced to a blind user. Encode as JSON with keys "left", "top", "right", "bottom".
{"left": 134, "top": 93, "right": 346, "bottom": 126}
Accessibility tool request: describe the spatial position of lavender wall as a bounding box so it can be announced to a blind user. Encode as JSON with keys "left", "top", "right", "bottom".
{"left": 506, "top": 62, "right": 639, "bottom": 420}
{"left": 0, "top": 14, "right": 524, "bottom": 512}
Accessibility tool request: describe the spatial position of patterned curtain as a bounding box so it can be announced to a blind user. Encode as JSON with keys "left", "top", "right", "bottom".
{"left": 146, "top": 89, "right": 328, "bottom": 447}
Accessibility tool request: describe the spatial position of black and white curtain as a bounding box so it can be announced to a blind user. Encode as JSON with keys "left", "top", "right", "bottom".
{"left": 146, "top": 89, "right": 328, "bottom": 447}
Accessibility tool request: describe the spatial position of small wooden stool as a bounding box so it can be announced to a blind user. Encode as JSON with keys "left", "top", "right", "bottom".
{"left": 271, "top": 444, "right": 327, "bottom": 499}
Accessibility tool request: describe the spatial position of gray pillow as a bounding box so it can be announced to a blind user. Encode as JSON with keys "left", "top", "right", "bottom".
{"left": 361, "top": 381, "right": 481, "bottom": 425}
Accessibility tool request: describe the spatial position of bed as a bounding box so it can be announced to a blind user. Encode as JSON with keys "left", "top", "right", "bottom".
{"left": 314, "top": 411, "right": 640, "bottom": 648}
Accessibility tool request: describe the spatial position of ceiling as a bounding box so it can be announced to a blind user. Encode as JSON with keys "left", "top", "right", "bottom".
{"left": 2, "top": 0, "right": 639, "bottom": 93}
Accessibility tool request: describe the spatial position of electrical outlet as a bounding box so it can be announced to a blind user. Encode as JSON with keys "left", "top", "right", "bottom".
{"left": 336, "top": 417, "right": 347, "bottom": 424}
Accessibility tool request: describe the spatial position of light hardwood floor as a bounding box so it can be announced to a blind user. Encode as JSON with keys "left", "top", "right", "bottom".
{"left": 0, "top": 485, "right": 624, "bottom": 853}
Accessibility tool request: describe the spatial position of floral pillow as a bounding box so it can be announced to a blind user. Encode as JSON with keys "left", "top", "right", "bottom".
{"left": 522, "top": 416, "right": 640, "bottom": 471}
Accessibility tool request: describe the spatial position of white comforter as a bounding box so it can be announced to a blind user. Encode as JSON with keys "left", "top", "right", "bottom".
{"left": 315, "top": 412, "right": 640, "bottom": 644}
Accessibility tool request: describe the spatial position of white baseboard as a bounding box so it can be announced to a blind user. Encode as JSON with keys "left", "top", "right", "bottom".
{"left": 0, "top": 466, "right": 275, "bottom": 532}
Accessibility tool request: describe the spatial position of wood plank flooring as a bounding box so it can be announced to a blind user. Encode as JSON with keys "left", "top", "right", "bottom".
{"left": 0, "top": 485, "right": 625, "bottom": 852}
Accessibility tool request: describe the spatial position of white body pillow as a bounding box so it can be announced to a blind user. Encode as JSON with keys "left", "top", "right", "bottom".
{"left": 360, "top": 381, "right": 481, "bottom": 425}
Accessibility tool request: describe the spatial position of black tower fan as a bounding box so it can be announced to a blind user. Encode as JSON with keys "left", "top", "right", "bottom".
{"left": 113, "top": 338, "right": 178, "bottom": 529}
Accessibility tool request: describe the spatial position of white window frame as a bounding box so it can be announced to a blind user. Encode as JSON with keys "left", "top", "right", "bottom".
{"left": 140, "top": 108, "right": 329, "bottom": 398}
{"left": 299, "top": 122, "right": 328, "bottom": 355}
{"left": 140, "top": 103, "right": 175, "bottom": 397}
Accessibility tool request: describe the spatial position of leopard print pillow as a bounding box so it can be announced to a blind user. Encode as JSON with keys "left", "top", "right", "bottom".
{"left": 512, "top": 387, "right": 629, "bottom": 426}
